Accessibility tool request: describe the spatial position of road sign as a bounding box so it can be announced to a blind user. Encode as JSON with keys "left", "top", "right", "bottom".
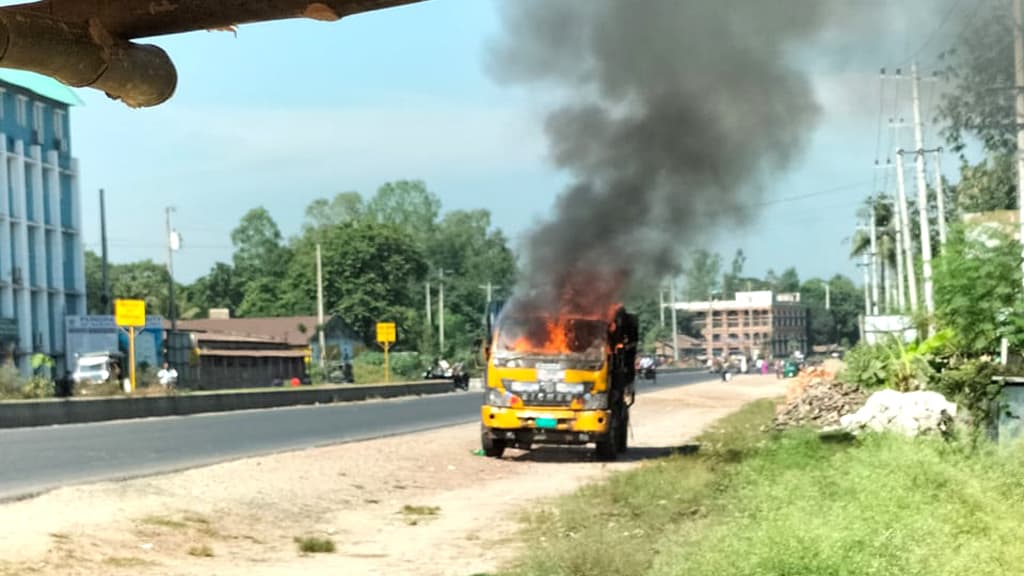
{"left": 376, "top": 322, "right": 396, "bottom": 344}
{"left": 114, "top": 299, "right": 146, "bottom": 327}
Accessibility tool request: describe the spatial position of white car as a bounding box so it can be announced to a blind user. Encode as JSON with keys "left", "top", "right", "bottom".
{"left": 72, "top": 354, "right": 114, "bottom": 386}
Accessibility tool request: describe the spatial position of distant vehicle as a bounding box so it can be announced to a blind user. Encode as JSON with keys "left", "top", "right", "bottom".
{"left": 423, "top": 358, "right": 469, "bottom": 390}
{"left": 71, "top": 352, "right": 121, "bottom": 386}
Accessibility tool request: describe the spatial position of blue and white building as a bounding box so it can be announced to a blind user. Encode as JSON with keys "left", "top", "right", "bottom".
{"left": 0, "top": 70, "right": 85, "bottom": 376}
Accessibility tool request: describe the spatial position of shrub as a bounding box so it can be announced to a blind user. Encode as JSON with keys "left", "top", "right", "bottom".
{"left": 932, "top": 359, "right": 1002, "bottom": 431}
{"left": 294, "top": 536, "right": 335, "bottom": 554}
{"left": 838, "top": 343, "right": 891, "bottom": 390}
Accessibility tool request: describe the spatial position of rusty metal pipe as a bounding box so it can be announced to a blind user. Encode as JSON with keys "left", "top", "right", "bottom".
{"left": 0, "top": 10, "right": 176, "bottom": 108}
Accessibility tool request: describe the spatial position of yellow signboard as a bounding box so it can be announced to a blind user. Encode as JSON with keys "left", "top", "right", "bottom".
{"left": 376, "top": 322, "right": 396, "bottom": 344}
{"left": 114, "top": 299, "right": 146, "bottom": 327}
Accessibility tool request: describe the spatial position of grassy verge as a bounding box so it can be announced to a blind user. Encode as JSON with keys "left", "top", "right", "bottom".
{"left": 500, "top": 400, "right": 1024, "bottom": 576}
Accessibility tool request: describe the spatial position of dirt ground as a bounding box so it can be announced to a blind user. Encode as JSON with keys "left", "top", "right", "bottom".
{"left": 0, "top": 375, "right": 786, "bottom": 576}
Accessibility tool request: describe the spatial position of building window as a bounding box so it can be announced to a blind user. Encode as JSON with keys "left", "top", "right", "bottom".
{"left": 33, "top": 102, "right": 44, "bottom": 134}
{"left": 15, "top": 96, "right": 27, "bottom": 127}
{"left": 53, "top": 109, "right": 65, "bottom": 140}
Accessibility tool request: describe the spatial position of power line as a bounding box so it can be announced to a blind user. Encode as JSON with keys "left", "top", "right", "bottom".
{"left": 894, "top": 0, "right": 968, "bottom": 69}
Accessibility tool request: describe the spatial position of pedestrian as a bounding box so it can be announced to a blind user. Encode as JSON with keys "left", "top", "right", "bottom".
{"left": 157, "top": 361, "right": 178, "bottom": 388}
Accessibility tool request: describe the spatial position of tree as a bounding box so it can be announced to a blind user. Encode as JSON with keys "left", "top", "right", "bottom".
{"left": 285, "top": 220, "right": 429, "bottom": 345}
{"left": 303, "top": 191, "right": 365, "bottom": 233}
{"left": 721, "top": 249, "right": 746, "bottom": 298}
{"left": 683, "top": 249, "right": 722, "bottom": 301}
{"left": 933, "top": 224, "right": 1024, "bottom": 355}
{"left": 801, "top": 275, "right": 861, "bottom": 348}
{"left": 936, "top": 2, "right": 1014, "bottom": 157}
{"left": 229, "top": 207, "right": 291, "bottom": 317}
{"left": 951, "top": 154, "right": 1017, "bottom": 214}
{"left": 185, "top": 262, "right": 242, "bottom": 317}
{"left": 427, "top": 209, "right": 518, "bottom": 353}
{"left": 776, "top": 267, "right": 801, "bottom": 293}
{"left": 365, "top": 180, "right": 441, "bottom": 248}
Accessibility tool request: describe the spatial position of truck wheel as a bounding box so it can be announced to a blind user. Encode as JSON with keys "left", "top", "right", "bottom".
{"left": 481, "top": 429, "right": 506, "bottom": 459}
{"left": 595, "top": 415, "right": 620, "bottom": 461}
{"left": 616, "top": 413, "right": 629, "bottom": 453}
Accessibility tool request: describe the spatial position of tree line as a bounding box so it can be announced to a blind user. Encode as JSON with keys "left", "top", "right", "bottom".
{"left": 85, "top": 180, "right": 517, "bottom": 357}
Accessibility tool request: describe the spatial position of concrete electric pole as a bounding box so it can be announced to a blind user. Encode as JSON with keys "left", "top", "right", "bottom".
{"left": 659, "top": 287, "right": 665, "bottom": 327}
{"left": 165, "top": 206, "right": 179, "bottom": 334}
{"left": 896, "top": 150, "right": 918, "bottom": 312}
{"left": 669, "top": 278, "right": 679, "bottom": 362}
{"left": 1014, "top": 0, "right": 1024, "bottom": 284}
{"left": 911, "top": 62, "right": 936, "bottom": 320}
{"left": 933, "top": 150, "right": 948, "bottom": 246}
{"left": 869, "top": 197, "right": 880, "bottom": 315}
{"left": 315, "top": 243, "right": 326, "bottom": 368}
{"left": 438, "top": 269, "right": 445, "bottom": 354}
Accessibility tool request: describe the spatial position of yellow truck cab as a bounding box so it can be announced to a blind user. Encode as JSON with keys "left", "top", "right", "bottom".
{"left": 480, "top": 301, "right": 638, "bottom": 461}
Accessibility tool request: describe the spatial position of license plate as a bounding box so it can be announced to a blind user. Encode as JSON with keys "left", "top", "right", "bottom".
{"left": 535, "top": 417, "right": 558, "bottom": 429}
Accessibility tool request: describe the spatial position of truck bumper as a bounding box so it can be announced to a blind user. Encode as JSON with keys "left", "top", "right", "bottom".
{"left": 481, "top": 406, "right": 611, "bottom": 446}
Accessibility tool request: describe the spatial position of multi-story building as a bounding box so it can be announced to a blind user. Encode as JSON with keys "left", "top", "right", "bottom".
{"left": 0, "top": 70, "right": 85, "bottom": 376}
{"left": 673, "top": 291, "right": 807, "bottom": 359}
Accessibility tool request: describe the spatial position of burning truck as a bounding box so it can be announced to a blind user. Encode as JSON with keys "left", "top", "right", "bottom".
{"left": 480, "top": 297, "right": 638, "bottom": 461}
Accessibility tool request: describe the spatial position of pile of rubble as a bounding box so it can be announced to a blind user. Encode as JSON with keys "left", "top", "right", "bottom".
{"left": 840, "top": 390, "right": 957, "bottom": 437}
{"left": 772, "top": 377, "right": 868, "bottom": 431}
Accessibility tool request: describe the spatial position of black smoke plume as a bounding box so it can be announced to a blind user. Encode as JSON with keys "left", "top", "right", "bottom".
{"left": 487, "top": 0, "right": 909, "bottom": 317}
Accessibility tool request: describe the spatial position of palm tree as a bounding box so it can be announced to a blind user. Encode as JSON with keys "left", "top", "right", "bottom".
{"left": 849, "top": 194, "right": 899, "bottom": 313}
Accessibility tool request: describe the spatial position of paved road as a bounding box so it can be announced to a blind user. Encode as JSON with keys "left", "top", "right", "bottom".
{"left": 0, "top": 371, "right": 712, "bottom": 501}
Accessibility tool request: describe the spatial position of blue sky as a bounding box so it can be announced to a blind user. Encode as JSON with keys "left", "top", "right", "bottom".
{"left": 61, "top": 0, "right": 956, "bottom": 284}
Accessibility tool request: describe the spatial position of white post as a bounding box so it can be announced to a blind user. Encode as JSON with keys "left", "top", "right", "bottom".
{"left": 438, "top": 269, "right": 445, "bottom": 354}
{"left": 869, "top": 198, "right": 880, "bottom": 315}
{"left": 896, "top": 150, "right": 918, "bottom": 312}
{"left": 933, "top": 150, "right": 948, "bottom": 246}
{"left": 670, "top": 278, "right": 679, "bottom": 361}
{"left": 894, "top": 204, "right": 906, "bottom": 311}
{"left": 1014, "top": 0, "right": 1024, "bottom": 280}
{"left": 316, "top": 243, "right": 326, "bottom": 368}
{"left": 911, "top": 62, "right": 935, "bottom": 321}
{"left": 825, "top": 282, "right": 831, "bottom": 311}
{"left": 861, "top": 257, "right": 871, "bottom": 315}
{"left": 425, "top": 281, "right": 432, "bottom": 328}
{"left": 659, "top": 287, "right": 665, "bottom": 327}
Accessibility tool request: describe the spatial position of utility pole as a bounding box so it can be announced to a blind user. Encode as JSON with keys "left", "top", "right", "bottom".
{"left": 705, "top": 288, "right": 713, "bottom": 363}
{"left": 896, "top": 150, "right": 918, "bottom": 312}
{"left": 911, "top": 62, "right": 935, "bottom": 321}
{"left": 425, "top": 281, "right": 432, "bottom": 328}
{"left": 1014, "top": 0, "right": 1024, "bottom": 283}
{"left": 438, "top": 269, "right": 445, "bottom": 354}
{"left": 165, "top": 206, "right": 178, "bottom": 334}
{"left": 860, "top": 256, "right": 871, "bottom": 315}
{"left": 659, "top": 287, "right": 665, "bottom": 327}
{"left": 893, "top": 198, "right": 906, "bottom": 311}
{"left": 933, "top": 150, "right": 948, "bottom": 246}
{"left": 868, "top": 198, "right": 880, "bottom": 315}
{"left": 669, "top": 278, "right": 679, "bottom": 361}
{"left": 825, "top": 282, "right": 831, "bottom": 311}
{"left": 315, "top": 243, "right": 326, "bottom": 368}
{"left": 99, "top": 189, "right": 111, "bottom": 315}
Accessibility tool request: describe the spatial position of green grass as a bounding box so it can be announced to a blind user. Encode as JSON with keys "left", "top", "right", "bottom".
{"left": 294, "top": 536, "right": 336, "bottom": 554}
{"left": 500, "top": 399, "right": 1024, "bottom": 576}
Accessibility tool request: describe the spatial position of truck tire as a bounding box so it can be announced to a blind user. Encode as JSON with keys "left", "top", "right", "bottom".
{"left": 616, "top": 411, "right": 629, "bottom": 453}
{"left": 481, "top": 428, "right": 506, "bottom": 459}
{"left": 595, "top": 413, "right": 620, "bottom": 461}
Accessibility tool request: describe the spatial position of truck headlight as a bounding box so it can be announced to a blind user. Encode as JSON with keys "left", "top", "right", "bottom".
{"left": 583, "top": 393, "right": 608, "bottom": 410}
{"left": 485, "top": 388, "right": 521, "bottom": 408}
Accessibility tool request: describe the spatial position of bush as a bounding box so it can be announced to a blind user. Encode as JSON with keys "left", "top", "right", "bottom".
{"left": 0, "top": 365, "right": 55, "bottom": 399}
{"left": 838, "top": 343, "right": 891, "bottom": 390}
{"left": 932, "top": 359, "right": 1002, "bottom": 431}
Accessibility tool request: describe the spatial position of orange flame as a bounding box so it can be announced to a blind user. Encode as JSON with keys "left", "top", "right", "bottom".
{"left": 503, "top": 304, "right": 622, "bottom": 355}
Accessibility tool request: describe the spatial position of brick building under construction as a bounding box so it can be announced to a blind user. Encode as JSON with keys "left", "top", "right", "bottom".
{"left": 673, "top": 291, "right": 807, "bottom": 359}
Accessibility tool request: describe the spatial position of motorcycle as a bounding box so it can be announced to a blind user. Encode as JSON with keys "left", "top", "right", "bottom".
{"left": 423, "top": 359, "right": 469, "bottom": 391}
{"left": 640, "top": 365, "right": 656, "bottom": 381}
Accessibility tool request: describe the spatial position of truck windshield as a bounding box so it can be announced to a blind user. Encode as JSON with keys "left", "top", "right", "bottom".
{"left": 495, "top": 316, "right": 607, "bottom": 357}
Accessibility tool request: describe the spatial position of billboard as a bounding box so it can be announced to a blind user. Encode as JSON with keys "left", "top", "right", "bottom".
{"left": 66, "top": 315, "right": 165, "bottom": 369}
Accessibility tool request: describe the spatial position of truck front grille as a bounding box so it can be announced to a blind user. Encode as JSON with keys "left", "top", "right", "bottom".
{"left": 520, "top": 392, "right": 578, "bottom": 406}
